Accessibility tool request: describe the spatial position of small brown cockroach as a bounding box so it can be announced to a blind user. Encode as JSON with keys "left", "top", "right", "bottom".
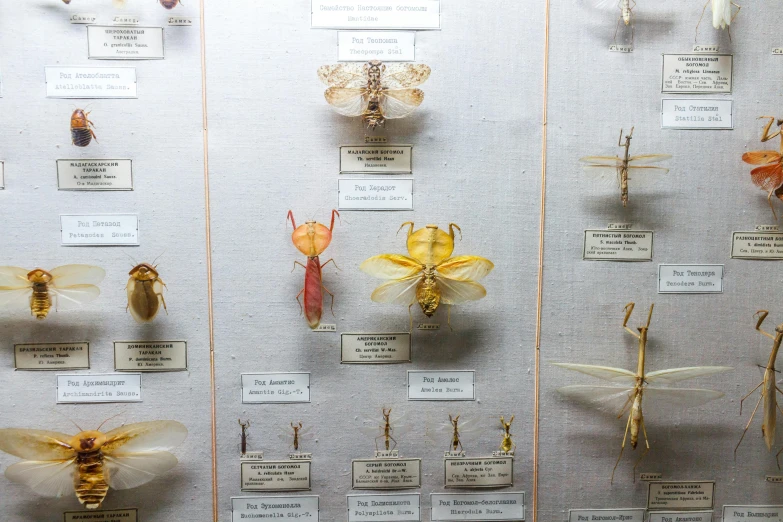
{"left": 159, "top": 0, "right": 182, "bottom": 9}
{"left": 126, "top": 262, "right": 168, "bottom": 323}
{"left": 239, "top": 419, "right": 250, "bottom": 455}
{"left": 71, "top": 109, "right": 97, "bottom": 147}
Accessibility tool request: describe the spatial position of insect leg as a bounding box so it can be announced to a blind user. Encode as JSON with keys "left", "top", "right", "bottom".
{"left": 388, "top": 434, "right": 398, "bottom": 450}
{"left": 776, "top": 445, "right": 783, "bottom": 470}
{"left": 615, "top": 394, "right": 634, "bottom": 419}
{"left": 408, "top": 303, "right": 414, "bottom": 332}
{"left": 613, "top": 14, "right": 623, "bottom": 45}
{"left": 735, "top": 392, "right": 764, "bottom": 459}
{"left": 632, "top": 417, "right": 651, "bottom": 483}
{"left": 695, "top": 0, "right": 710, "bottom": 42}
{"left": 291, "top": 260, "right": 307, "bottom": 272}
{"left": 295, "top": 289, "right": 304, "bottom": 315}
{"left": 329, "top": 209, "right": 341, "bottom": 231}
{"left": 397, "top": 222, "right": 415, "bottom": 237}
{"left": 755, "top": 311, "right": 776, "bottom": 339}
{"left": 321, "top": 258, "right": 341, "bottom": 271}
{"left": 739, "top": 381, "right": 763, "bottom": 415}
{"left": 448, "top": 223, "right": 462, "bottom": 241}
{"left": 622, "top": 303, "right": 641, "bottom": 339}
{"left": 155, "top": 277, "right": 169, "bottom": 314}
{"left": 321, "top": 282, "right": 336, "bottom": 317}
{"left": 612, "top": 412, "right": 633, "bottom": 484}
{"left": 767, "top": 190, "right": 779, "bottom": 221}
{"left": 729, "top": 2, "right": 741, "bottom": 23}
{"left": 759, "top": 117, "right": 782, "bottom": 143}
{"left": 447, "top": 305, "right": 453, "bottom": 331}
{"left": 286, "top": 211, "right": 297, "bottom": 230}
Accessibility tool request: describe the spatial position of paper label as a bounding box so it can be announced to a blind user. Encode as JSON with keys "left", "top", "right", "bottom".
{"left": 341, "top": 333, "right": 411, "bottom": 363}
{"left": 64, "top": 509, "right": 138, "bottom": 522}
{"left": 647, "top": 481, "right": 715, "bottom": 510}
{"left": 168, "top": 17, "right": 194, "bottom": 26}
{"left": 241, "top": 452, "right": 265, "bottom": 461}
{"left": 70, "top": 14, "right": 98, "bottom": 24}
{"left": 241, "top": 372, "right": 311, "bottom": 403}
{"left": 231, "top": 495, "right": 319, "bottom": 522}
{"left": 241, "top": 461, "right": 312, "bottom": 491}
{"left": 313, "top": 323, "right": 337, "bottom": 332}
{"left": 444, "top": 457, "right": 513, "bottom": 488}
{"left": 767, "top": 475, "right": 783, "bottom": 483}
{"left": 723, "top": 506, "right": 783, "bottom": 522}
{"left": 347, "top": 493, "right": 421, "bottom": 522}
{"left": 649, "top": 512, "right": 712, "bottom": 522}
{"left": 693, "top": 45, "right": 719, "bottom": 52}
{"left": 407, "top": 371, "right": 475, "bottom": 400}
{"left": 661, "top": 99, "right": 733, "bottom": 130}
{"left": 312, "top": 1, "right": 440, "bottom": 29}
{"left": 15, "top": 343, "right": 90, "bottom": 370}
{"left": 366, "top": 136, "right": 388, "bottom": 143}
{"left": 583, "top": 230, "right": 653, "bottom": 261}
{"left": 431, "top": 492, "right": 526, "bottom": 521}
{"left": 641, "top": 473, "right": 663, "bottom": 481}
{"left": 57, "top": 159, "right": 133, "bottom": 190}
{"left": 609, "top": 44, "right": 633, "bottom": 53}
{"left": 113, "top": 15, "right": 140, "bottom": 25}
{"left": 417, "top": 323, "right": 439, "bottom": 331}
{"left": 56, "top": 373, "right": 142, "bottom": 403}
{"left": 338, "top": 178, "right": 413, "bottom": 210}
{"left": 731, "top": 231, "right": 783, "bottom": 259}
{"left": 340, "top": 145, "right": 412, "bottom": 173}
{"left": 60, "top": 214, "right": 139, "bottom": 246}
{"left": 568, "top": 509, "right": 645, "bottom": 522}
{"left": 114, "top": 341, "right": 187, "bottom": 372}
{"left": 87, "top": 26, "right": 165, "bottom": 60}
{"left": 46, "top": 67, "right": 137, "bottom": 99}
{"left": 338, "top": 31, "right": 415, "bottom": 61}
{"left": 352, "top": 458, "right": 422, "bottom": 489}
{"left": 661, "top": 54, "right": 732, "bottom": 93}
{"left": 658, "top": 265, "right": 723, "bottom": 293}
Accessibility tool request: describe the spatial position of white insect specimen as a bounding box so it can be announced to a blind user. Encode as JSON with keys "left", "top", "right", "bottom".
{"left": 696, "top": 0, "right": 740, "bottom": 41}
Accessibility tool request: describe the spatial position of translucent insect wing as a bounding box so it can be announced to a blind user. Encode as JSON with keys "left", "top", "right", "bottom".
{"left": 370, "top": 276, "right": 421, "bottom": 305}
{"left": 0, "top": 266, "right": 30, "bottom": 288}
{"left": 556, "top": 385, "right": 635, "bottom": 415}
{"left": 49, "top": 265, "right": 105, "bottom": 288}
{"left": 641, "top": 387, "right": 724, "bottom": 409}
{"left": 104, "top": 452, "right": 179, "bottom": 490}
{"left": 318, "top": 63, "right": 367, "bottom": 88}
{"left": 437, "top": 256, "right": 494, "bottom": 282}
{"left": 324, "top": 87, "right": 368, "bottom": 117}
{"left": 644, "top": 366, "right": 732, "bottom": 384}
{"left": 380, "top": 63, "right": 431, "bottom": 89}
{"left": 102, "top": 421, "right": 187, "bottom": 454}
{"left": 551, "top": 362, "right": 637, "bottom": 384}
{"left": 437, "top": 278, "right": 488, "bottom": 305}
{"left": 711, "top": 0, "right": 731, "bottom": 28}
{"left": 379, "top": 89, "right": 425, "bottom": 120}
{"left": 360, "top": 254, "right": 422, "bottom": 279}
{"left": 5, "top": 459, "right": 76, "bottom": 498}
{"left": 582, "top": 165, "right": 622, "bottom": 188}
{"left": 628, "top": 154, "right": 672, "bottom": 164}
{"left": 0, "top": 428, "right": 75, "bottom": 460}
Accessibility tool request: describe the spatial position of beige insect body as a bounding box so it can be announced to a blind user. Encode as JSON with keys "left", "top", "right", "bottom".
{"left": 126, "top": 263, "right": 167, "bottom": 323}
{"left": 499, "top": 416, "right": 516, "bottom": 453}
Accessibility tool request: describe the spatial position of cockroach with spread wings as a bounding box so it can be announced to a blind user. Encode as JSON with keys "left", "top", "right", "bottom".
{"left": 317, "top": 60, "right": 431, "bottom": 130}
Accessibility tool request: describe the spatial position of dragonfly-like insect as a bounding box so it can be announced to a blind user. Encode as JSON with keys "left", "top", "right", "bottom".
{"left": 742, "top": 117, "right": 783, "bottom": 220}
{"left": 278, "top": 422, "right": 313, "bottom": 454}
{"left": 554, "top": 303, "right": 732, "bottom": 482}
{"left": 735, "top": 310, "right": 783, "bottom": 467}
{"left": 359, "top": 408, "right": 412, "bottom": 452}
{"left": 696, "top": 0, "right": 740, "bottom": 41}
{"left": 317, "top": 61, "right": 431, "bottom": 130}
{"left": 579, "top": 127, "right": 671, "bottom": 207}
{"left": 499, "top": 416, "right": 516, "bottom": 454}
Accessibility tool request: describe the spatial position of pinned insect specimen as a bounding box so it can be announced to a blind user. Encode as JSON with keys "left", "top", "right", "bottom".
{"left": 0, "top": 265, "right": 105, "bottom": 320}
{"left": 437, "top": 414, "right": 482, "bottom": 453}
{"left": 287, "top": 210, "right": 339, "bottom": 329}
{"left": 554, "top": 303, "right": 732, "bottom": 482}
{"left": 278, "top": 422, "right": 313, "bottom": 453}
{"left": 159, "top": 0, "right": 182, "bottom": 8}
{"left": 696, "top": 0, "right": 740, "bottom": 41}
{"left": 499, "top": 416, "right": 516, "bottom": 454}
{"left": 126, "top": 262, "right": 167, "bottom": 323}
{"left": 317, "top": 61, "right": 431, "bottom": 130}
{"left": 239, "top": 419, "right": 250, "bottom": 455}
{"left": 360, "top": 223, "right": 494, "bottom": 330}
{"left": 735, "top": 310, "right": 783, "bottom": 467}
{"left": 742, "top": 117, "right": 783, "bottom": 220}
{"left": 360, "top": 408, "right": 412, "bottom": 452}
{"left": 70, "top": 109, "right": 97, "bottom": 147}
{"left": 579, "top": 127, "right": 671, "bottom": 207}
{"left": 0, "top": 419, "right": 187, "bottom": 510}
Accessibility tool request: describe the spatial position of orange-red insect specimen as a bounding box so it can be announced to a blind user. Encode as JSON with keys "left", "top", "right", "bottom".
{"left": 287, "top": 210, "right": 339, "bottom": 329}
{"left": 743, "top": 117, "right": 783, "bottom": 220}
{"left": 159, "top": 0, "right": 182, "bottom": 8}
{"left": 71, "top": 109, "right": 97, "bottom": 147}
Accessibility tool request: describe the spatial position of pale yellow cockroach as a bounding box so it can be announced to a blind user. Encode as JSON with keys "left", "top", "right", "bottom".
{"left": 126, "top": 262, "right": 167, "bottom": 323}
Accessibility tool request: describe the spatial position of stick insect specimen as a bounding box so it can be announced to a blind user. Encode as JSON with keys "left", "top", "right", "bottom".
{"left": 317, "top": 61, "right": 431, "bottom": 130}
{"left": 239, "top": 419, "right": 250, "bottom": 455}
{"left": 742, "top": 117, "right": 783, "bottom": 220}
{"left": 696, "top": 0, "right": 740, "bottom": 41}
{"left": 554, "top": 303, "right": 732, "bottom": 482}
{"left": 499, "top": 416, "right": 516, "bottom": 454}
{"left": 735, "top": 311, "right": 783, "bottom": 467}
{"left": 360, "top": 408, "right": 411, "bottom": 452}
{"left": 360, "top": 223, "right": 494, "bottom": 330}
{"left": 579, "top": 127, "right": 671, "bottom": 207}
{"left": 0, "top": 419, "right": 186, "bottom": 509}
{"left": 287, "top": 210, "right": 339, "bottom": 329}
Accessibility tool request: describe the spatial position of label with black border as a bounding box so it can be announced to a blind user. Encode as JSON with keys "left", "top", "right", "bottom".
{"left": 341, "top": 333, "right": 411, "bottom": 364}
{"left": 340, "top": 145, "right": 412, "bottom": 173}
{"left": 352, "top": 458, "right": 421, "bottom": 489}
{"left": 649, "top": 512, "right": 712, "bottom": 522}
{"left": 731, "top": 231, "right": 783, "bottom": 259}
{"left": 647, "top": 481, "right": 715, "bottom": 510}
{"left": 114, "top": 341, "right": 187, "bottom": 372}
{"left": 57, "top": 160, "right": 133, "bottom": 190}
{"left": 444, "top": 456, "right": 513, "bottom": 488}
{"left": 87, "top": 26, "right": 164, "bottom": 60}
{"left": 583, "top": 229, "right": 653, "bottom": 261}
{"left": 240, "top": 460, "right": 312, "bottom": 492}
{"left": 661, "top": 54, "right": 732, "bottom": 94}
{"left": 658, "top": 265, "right": 723, "bottom": 293}
{"left": 15, "top": 342, "right": 90, "bottom": 370}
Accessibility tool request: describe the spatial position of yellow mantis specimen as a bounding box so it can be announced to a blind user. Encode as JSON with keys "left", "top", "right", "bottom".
{"left": 499, "top": 416, "right": 516, "bottom": 453}
{"left": 554, "top": 303, "right": 732, "bottom": 482}
{"left": 735, "top": 310, "right": 783, "bottom": 467}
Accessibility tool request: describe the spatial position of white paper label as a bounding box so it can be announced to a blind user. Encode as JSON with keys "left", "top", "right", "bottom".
{"left": 352, "top": 458, "right": 421, "bottom": 489}
{"left": 609, "top": 44, "right": 633, "bottom": 53}
{"left": 731, "top": 231, "right": 783, "bottom": 259}
{"left": 56, "top": 373, "right": 142, "bottom": 403}
{"left": 241, "top": 461, "right": 312, "bottom": 491}
{"left": 46, "top": 67, "right": 137, "bottom": 99}
{"left": 338, "top": 31, "right": 415, "bottom": 61}
{"left": 444, "top": 457, "right": 513, "bottom": 488}
{"left": 87, "top": 26, "right": 164, "bottom": 60}
{"left": 338, "top": 178, "right": 413, "bottom": 210}
{"left": 568, "top": 509, "right": 645, "bottom": 522}
{"left": 64, "top": 509, "right": 138, "bottom": 522}
{"left": 15, "top": 343, "right": 90, "bottom": 370}
{"left": 723, "top": 506, "right": 783, "bottom": 522}
{"left": 114, "top": 341, "right": 187, "bottom": 372}
{"left": 407, "top": 371, "right": 475, "bottom": 401}
{"left": 168, "top": 17, "right": 194, "bottom": 26}
{"left": 583, "top": 230, "right": 653, "bottom": 261}
{"left": 658, "top": 265, "right": 723, "bottom": 293}
{"left": 767, "top": 475, "right": 783, "bottom": 483}
{"left": 113, "top": 15, "right": 140, "bottom": 25}
{"left": 661, "top": 99, "right": 732, "bottom": 129}
{"left": 661, "top": 54, "right": 732, "bottom": 93}
{"left": 313, "top": 323, "right": 337, "bottom": 332}
{"left": 60, "top": 214, "right": 139, "bottom": 246}
{"left": 340, "top": 145, "right": 412, "bottom": 173}
{"left": 70, "top": 14, "right": 98, "bottom": 24}
{"left": 312, "top": 1, "right": 440, "bottom": 29}
{"left": 57, "top": 159, "right": 133, "bottom": 190}
{"left": 647, "top": 481, "right": 715, "bottom": 510}
{"left": 241, "top": 373, "right": 311, "bottom": 403}
{"left": 693, "top": 45, "right": 719, "bottom": 53}
{"left": 649, "top": 512, "right": 712, "bottom": 522}
{"left": 341, "top": 333, "right": 411, "bottom": 363}
{"left": 232, "top": 496, "right": 319, "bottom": 522}
{"left": 348, "top": 493, "right": 421, "bottom": 522}
{"left": 431, "top": 492, "right": 526, "bottom": 521}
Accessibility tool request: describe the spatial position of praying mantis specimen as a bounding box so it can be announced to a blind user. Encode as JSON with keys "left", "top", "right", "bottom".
{"left": 696, "top": 0, "right": 740, "bottom": 41}
{"left": 554, "top": 303, "right": 732, "bottom": 482}
{"left": 499, "top": 416, "right": 516, "bottom": 454}
{"left": 742, "top": 117, "right": 783, "bottom": 221}
{"left": 735, "top": 310, "right": 783, "bottom": 467}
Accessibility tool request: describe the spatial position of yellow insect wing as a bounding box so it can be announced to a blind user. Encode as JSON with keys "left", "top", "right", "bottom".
{"left": 360, "top": 254, "right": 421, "bottom": 280}
{"left": 436, "top": 255, "right": 494, "bottom": 282}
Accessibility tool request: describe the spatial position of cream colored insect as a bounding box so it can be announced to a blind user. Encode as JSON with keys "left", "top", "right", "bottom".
{"left": 499, "top": 415, "right": 516, "bottom": 454}
{"left": 554, "top": 303, "right": 732, "bottom": 482}
{"left": 696, "top": 0, "right": 740, "bottom": 41}
{"left": 126, "top": 262, "right": 167, "bottom": 323}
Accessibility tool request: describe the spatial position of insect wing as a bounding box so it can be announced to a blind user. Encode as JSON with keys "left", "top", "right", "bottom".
{"left": 628, "top": 154, "right": 672, "bottom": 165}
{"left": 712, "top": 0, "right": 731, "bottom": 28}
{"left": 0, "top": 266, "right": 30, "bottom": 288}
{"left": 361, "top": 254, "right": 421, "bottom": 280}
{"left": 369, "top": 276, "right": 420, "bottom": 305}
{"left": 0, "top": 428, "right": 78, "bottom": 498}
{"left": 113, "top": 0, "right": 128, "bottom": 8}
{"left": 582, "top": 165, "right": 622, "bottom": 188}
{"left": 749, "top": 163, "right": 783, "bottom": 193}
{"left": 324, "top": 87, "right": 369, "bottom": 117}
{"left": 644, "top": 366, "right": 732, "bottom": 384}
{"left": 381, "top": 63, "right": 431, "bottom": 89}
{"left": 0, "top": 428, "right": 75, "bottom": 460}
{"left": 556, "top": 385, "right": 635, "bottom": 415}
{"left": 579, "top": 155, "right": 623, "bottom": 166}
{"left": 5, "top": 459, "right": 77, "bottom": 498}
{"left": 49, "top": 264, "right": 105, "bottom": 288}
{"left": 743, "top": 151, "right": 782, "bottom": 166}
{"left": 437, "top": 256, "right": 494, "bottom": 283}
{"left": 436, "top": 277, "right": 487, "bottom": 305}
{"left": 625, "top": 166, "right": 669, "bottom": 188}
{"left": 552, "top": 363, "right": 637, "bottom": 384}
{"left": 380, "top": 89, "right": 425, "bottom": 120}
{"left": 318, "top": 63, "right": 367, "bottom": 88}
{"left": 0, "top": 267, "right": 33, "bottom": 311}
{"left": 642, "top": 387, "right": 724, "bottom": 409}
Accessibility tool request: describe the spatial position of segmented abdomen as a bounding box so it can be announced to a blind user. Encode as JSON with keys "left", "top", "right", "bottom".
{"left": 31, "top": 283, "right": 51, "bottom": 319}
{"left": 72, "top": 127, "right": 93, "bottom": 147}
{"left": 304, "top": 257, "right": 323, "bottom": 329}
{"left": 75, "top": 451, "right": 109, "bottom": 510}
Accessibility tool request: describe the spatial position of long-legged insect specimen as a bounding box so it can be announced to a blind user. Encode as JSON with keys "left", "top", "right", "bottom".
{"left": 359, "top": 407, "right": 412, "bottom": 452}
{"left": 696, "top": 0, "right": 740, "bottom": 42}
{"left": 499, "top": 416, "right": 516, "bottom": 453}
{"left": 277, "top": 422, "right": 313, "bottom": 453}
{"left": 742, "top": 117, "right": 783, "bottom": 220}
{"left": 554, "top": 303, "right": 732, "bottom": 482}
{"left": 612, "top": 0, "right": 636, "bottom": 46}
{"left": 735, "top": 310, "right": 783, "bottom": 467}
{"left": 239, "top": 419, "right": 250, "bottom": 455}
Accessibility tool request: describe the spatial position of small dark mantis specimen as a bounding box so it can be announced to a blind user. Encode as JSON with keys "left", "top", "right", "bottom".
{"left": 499, "top": 415, "right": 516, "bottom": 453}
{"left": 377, "top": 408, "right": 397, "bottom": 451}
{"left": 447, "top": 414, "right": 464, "bottom": 453}
{"left": 239, "top": 419, "right": 250, "bottom": 455}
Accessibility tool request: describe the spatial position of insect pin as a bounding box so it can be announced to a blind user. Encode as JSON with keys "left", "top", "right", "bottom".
{"left": 742, "top": 117, "right": 783, "bottom": 220}
{"left": 70, "top": 109, "right": 97, "bottom": 147}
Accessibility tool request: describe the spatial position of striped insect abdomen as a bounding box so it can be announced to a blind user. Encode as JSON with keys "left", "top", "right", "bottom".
{"left": 130, "top": 279, "right": 160, "bottom": 322}
{"left": 75, "top": 450, "right": 109, "bottom": 509}
{"left": 304, "top": 257, "right": 323, "bottom": 329}
{"left": 72, "top": 127, "right": 93, "bottom": 147}
{"left": 31, "top": 282, "right": 52, "bottom": 319}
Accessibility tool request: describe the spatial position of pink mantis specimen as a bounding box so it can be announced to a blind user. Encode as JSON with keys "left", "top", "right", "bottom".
{"left": 287, "top": 210, "right": 339, "bottom": 329}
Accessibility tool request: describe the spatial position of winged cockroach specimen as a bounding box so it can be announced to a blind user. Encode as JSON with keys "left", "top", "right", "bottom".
{"left": 742, "top": 117, "right": 783, "bottom": 220}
